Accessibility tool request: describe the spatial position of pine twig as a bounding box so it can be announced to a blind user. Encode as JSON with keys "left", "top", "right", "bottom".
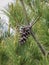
{"left": 30, "top": 15, "right": 41, "bottom": 27}
{"left": 30, "top": 30, "right": 46, "bottom": 56}
{"left": 20, "top": 0, "right": 29, "bottom": 24}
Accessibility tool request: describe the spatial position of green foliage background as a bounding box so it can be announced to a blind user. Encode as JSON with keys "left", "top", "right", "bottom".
{"left": 0, "top": 0, "right": 49, "bottom": 65}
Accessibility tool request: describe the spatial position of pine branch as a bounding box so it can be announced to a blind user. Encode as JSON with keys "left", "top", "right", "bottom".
{"left": 19, "top": 0, "right": 48, "bottom": 56}
{"left": 30, "top": 15, "right": 41, "bottom": 27}
{"left": 30, "top": 30, "right": 46, "bottom": 56}
{"left": 20, "top": 0, "right": 29, "bottom": 24}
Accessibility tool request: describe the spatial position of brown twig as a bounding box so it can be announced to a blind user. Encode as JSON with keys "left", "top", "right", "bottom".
{"left": 20, "top": 0, "right": 29, "bottom": 24}
{"left": 30, "top": 30, "right": 46, "bottom": 56}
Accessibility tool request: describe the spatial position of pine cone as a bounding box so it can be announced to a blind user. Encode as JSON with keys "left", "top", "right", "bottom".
{"left": 19, "top": 25, "right": 31, "bottom": 44}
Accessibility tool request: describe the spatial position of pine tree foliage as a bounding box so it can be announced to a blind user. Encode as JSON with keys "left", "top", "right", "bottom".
{"left": 0, "top": 0, "right": 49, "bottom": 65}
